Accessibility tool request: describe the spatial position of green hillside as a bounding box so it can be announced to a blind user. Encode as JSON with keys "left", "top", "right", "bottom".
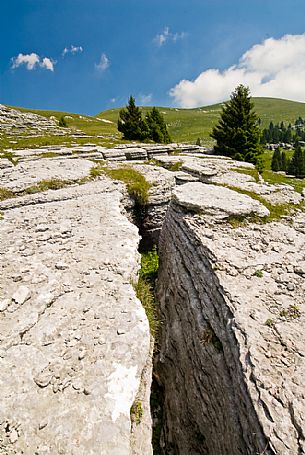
{"left": 10, "top": 105, "right": 119, "bottom": 138}
{"left": 4, "top": 97, "right": 305, "bottom": 150}
{"left": 98, "top": 98, "right": 305, "bottom": 145}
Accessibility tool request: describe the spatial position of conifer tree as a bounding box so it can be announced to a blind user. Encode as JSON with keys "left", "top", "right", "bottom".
{"left": 145, "top": 107, "right": 171, "bottom": 144}
{"left": 118, "top": 96, "right": 146, "bottom": 140}
{"left": 288, "top": 143, "right": 305, "bottom": 178}
{"left": 211, "top": 85, "right": 262, "bottom": 165}
{"left": 271, "top": 148, "right": 281, "bottom": 172}
{"left": 281, "top": 151, "right": 288, "bottom": 172}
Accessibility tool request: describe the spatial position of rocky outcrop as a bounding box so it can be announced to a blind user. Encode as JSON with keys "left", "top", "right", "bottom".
{"left": 0, "top": 105, "right": 74, "bottom": 137}
{"left": 156, "top": 182, "right": 305, "bottom": 455}
{"left": 0, "top": 178, "right": 152, "bottom": 454}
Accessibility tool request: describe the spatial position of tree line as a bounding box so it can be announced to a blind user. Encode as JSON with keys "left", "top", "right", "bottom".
{"left": 118, "top": 96, "right": 171, "bottom": 144}
{"left": 271, "top": 143, "right": 305, "bottom": 178}
{"left": 261, "top": 118, "right": 305, "bottom": 144}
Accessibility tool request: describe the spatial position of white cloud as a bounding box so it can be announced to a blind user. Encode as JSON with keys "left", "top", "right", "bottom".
{"left": 170, "top": 33, "right": 305, "bottom": 107}
{"left": 62, "top": 45, "right": 83, "bottom": 57}
{"left": 139, "top": 93, "right": 152, "bottom": 104}
{"left": 154, "top": 26, "right": 186, "bottom": 46}
{"left": 95, "top": 53, "right": 110, "bottom": 72}
{"left": 11, "top": 53, "right": 55, "bottom": 71}
{"left": 11, "top": 53, "right": 40, "bottom": 70}
{"left": 40, "top": 57, "right": 55, "bottom": 71}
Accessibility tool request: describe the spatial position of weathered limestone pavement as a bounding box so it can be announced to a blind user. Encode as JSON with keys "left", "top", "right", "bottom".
{"left": 1, "top": 128, "right": 305, "bottom": 455}
{"left": 156, "top": 181, "right": 305, "bottom": 455}
{"left": 0, "top": 175, "right": 152, "bottom": 454}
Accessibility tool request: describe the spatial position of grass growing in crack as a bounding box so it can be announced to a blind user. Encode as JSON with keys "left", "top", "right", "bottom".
{"left": 253, "top": 270, "right": 264, "bottom": 278}
{"left": 33, "top": 151, "right": 62, "bottom": 159}
{"left": 134, "top": 279, "right": 157, "bottom": 337}
{"left": 280, "top": 305, "right": 301, "bottom": 320}
{"left": 0, "top": 188, "right": 15, "bottom": 201}
{"left": 225, "top": 185, "right": 305, "bottom": 226}
{"left": 265, "top": 319, "right": 275, "bottom": 327}
{"left": 0, "top": 151, "right": 19, "bottom": 165}
{"left": 133, "top": 246, "right": 159, "bottom": 338}
{"left": 0, "top": 179, "right": 74, "bottom": 202}
{"left": 90, "top": 165, "right": 151, "bottom": 205}
{"left": 130, "top": 400, "right": 143, "bottom": 425}
{"left": 23, "top": 179, "right": 71, "bottom": 194}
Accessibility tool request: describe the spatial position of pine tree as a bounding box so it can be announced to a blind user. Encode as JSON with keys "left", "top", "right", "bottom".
{"left": 211, "top": 85, "right": 262, "bottom": 165}
{"left": 281, "top": 151, "right": 288, "bottom": 172}
{"left": 288, "top": 143, "right": 305, "bottom": 178}
{"left": 145, "top": 107, "right": 171, "bottom": 144}
{"left": 271, "top": 148, "right": 281, "bottom": 172}
{"left": 118, "top": 96, "right": 146, "bottom": 140}
{"left": 59, "top": 116, "right": 67, "bottom": 127}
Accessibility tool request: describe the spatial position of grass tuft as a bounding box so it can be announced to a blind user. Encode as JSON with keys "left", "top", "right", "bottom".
{"left": 0, "top": 188, "right": 15, "bottom": 201}
{"left": 224, "top": 185, "right": 305, "bottom": 226}
{"left": 24, "top": 179, "right": 71, "bottom": 194}
{"left": 90, "top": 165, "right": 151, "bottom": 205}
{"left": 130, "top": 401, "right": 143, "bottom": 425}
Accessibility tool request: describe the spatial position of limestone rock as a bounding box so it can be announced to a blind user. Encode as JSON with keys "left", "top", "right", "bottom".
{"left": 0, "top": 178, "right": 152, "bottom": 455}
{"left": 0, "top": 158, "right": 93, "bottom": 193}
{"left": 156, "top": 198, "right": 305, "bottom": 455}
{"left": 173, "top": 182, "right": 270, "bottom": 218}
{"left": 12, "top": 285, "right": 31, "bottom": 304}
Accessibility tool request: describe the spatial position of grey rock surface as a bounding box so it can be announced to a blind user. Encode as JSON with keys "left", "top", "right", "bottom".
{"left": 0, "top": 179, "right": 152, "bottom": 455}
{"left": 173, "top": 182, "right": 270, "bottom": 218}
{"left": 0, "top": 158, "right": 93, "bottom": 192}
{"left": 157, "top": 192, "right": 305, "bottom": 455}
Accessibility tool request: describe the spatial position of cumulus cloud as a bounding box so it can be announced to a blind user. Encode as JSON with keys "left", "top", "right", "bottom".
{"left": 11, "top": 53, "right": 55, "bottom": 71}
{"left": 139, "top": 93, "right": 152, "bottom": 104}
{"left": 170, "top": 33, "right": 305, "bottom": 107}
{"left": 95, "top": 53, "right": 110, "bottom": 72}
{"left": 40, "top": 57, "right": 55, "bottom": 71}
{"left": 11, "top": 53, "right": 40, "bottom": 70}
{"left": 154, "top": 26, "right": 186, "bottom": 46}
{"left": 62, "top": 45, "right": 83, "bottom": 57}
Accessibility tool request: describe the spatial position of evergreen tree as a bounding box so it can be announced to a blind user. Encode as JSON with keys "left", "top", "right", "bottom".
{"left": 281, "top": 151, "right": 288, "bottom": 172}
{"left": 271, "top": 148, "right": 281, "bottom": 172}
{"left": 118, "top": 96, "right": 146, "bottom": 140}
{"left": 59, "top": 116, "right": 67, "bottom": 127}
{"left": 288, "top": 143, "right": 305, "bottom": 177}
{"left": 145, "top": 107, "right": 171, "bottom": 144}
{"left": 211, "top": 85, "right": 262, "bottom": 165}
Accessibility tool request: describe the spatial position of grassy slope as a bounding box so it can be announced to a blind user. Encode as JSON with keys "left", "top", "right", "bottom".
{"left": 3, "top": 97, "right": 305, "bottom": 152}
{"left": 98, "top": 98, "right": 305, "bottom": 145}
{"left": 8, "top": 105, "right": 119, "bottom": 138}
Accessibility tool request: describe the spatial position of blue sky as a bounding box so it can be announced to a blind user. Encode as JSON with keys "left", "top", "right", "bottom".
{"left": 1, "top": 0, "right": 305, "bottom": 114}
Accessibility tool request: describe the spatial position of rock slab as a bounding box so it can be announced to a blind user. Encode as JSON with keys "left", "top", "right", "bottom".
{"left": 0, "top": 179, "right": 152, "bottom": 455}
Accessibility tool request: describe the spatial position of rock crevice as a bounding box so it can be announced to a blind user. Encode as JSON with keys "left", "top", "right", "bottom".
{"left": 156, "top": 183, "right": 305, "bottom": 455}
